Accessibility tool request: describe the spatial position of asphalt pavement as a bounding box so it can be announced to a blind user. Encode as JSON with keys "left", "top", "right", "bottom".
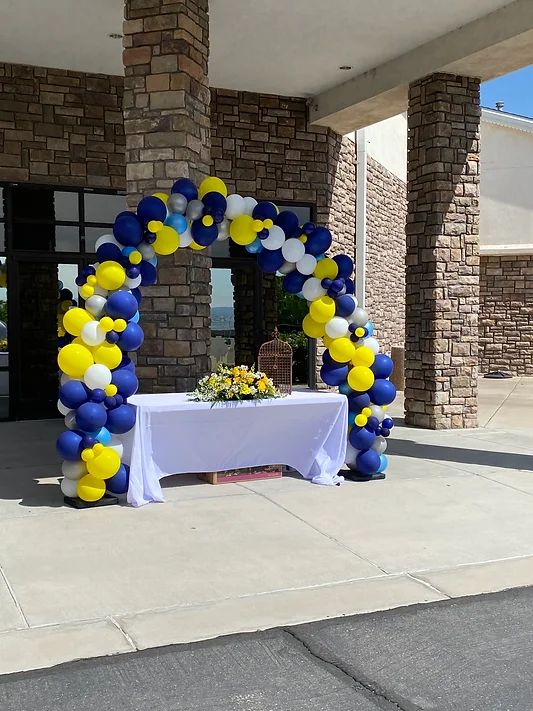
{"left": 2, "top": 586, "right": 533, "bottom": 711}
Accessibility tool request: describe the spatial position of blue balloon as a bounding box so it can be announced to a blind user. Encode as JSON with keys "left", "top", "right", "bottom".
{"left": 140, "top": 260, "right": 157, "bottom": 287}
{"left": 320, "top": 364, "right": 349, "bottom": 387}
{"left": 202, "top": 192, "right": 227, "bottom": 222}
{"left": 372, "top": 354, "right": 394, "bottom": 380}
{"left": 131, "top": 287, "right": 142, "bottom": 306}
{"left": 377, "top": 454, "right": 388, "bottom": 473}
{"left": 275, "top": 210, "right": 300, "bottom": 238}
{"left": 253, "top": 201, "right": 278, "bottom": 222}
{"left": 106, "top": 463, "right": 130, "bottom": 495}
{"left": 112, "top": 369, "right": 139, "bottom": 398}
{"left": 367, "top": 416, "right": 380, "bottom": 431}
{"left": 75, "top": 402, "right": 107, "bottom": 433}
{"left": 165, "top": 213, "right": 188, "bottom": 234}
{"left": 305, "top": 227, "right": 332, "bottom": 255}
{"left": 104, "top": 396, "right": 117, "bottom": 410}
{"left": 245, "top": 237, "right": 264, "bottom": 254}
{"left": 333, "top": 254, "right": 354, "bottom": 279}
{"left": 106, "top": 291, "right": 138, "bottom": 321}
{"left": 56, "top": 430, "right": 84, "bottom": 461}
{"left": 95, "top": 427, "right": 111, "bottom": 446}
{"left": 356, "top": 449, "right": 381, "bottom": 475}
{"left": 59, "top": 380, "right": 89, "bottom": 410}
{"left": 348, "top": 392, "right": 371, "bottom": 412}
{"left": 91, "top": 388, "right": 106, "bottom": 404}
{"left": 171, "top": 178, "right": 198, "bottom": 202}
{"left": 191, "top": 218, "right": 218, "bottom": 246}
{"left": 283, "top": 271, "right": 307, "bottom": 294}
{"left": 345, "top": 278, "right": 355, "bottom": 295}
{"left": 349, "top": 426, "right": 376, "bottom": 451}
{"left": 336, "top": 294, "right": 356, "bottom": 318}
{"left": 116, "top": 356, "right": 136, "bottom": 372}
{"left": 118, "top": 322, "right": 144, "bottom": 352}
{"left": 365, "top": 321, "right": 374, "bottom": 337}
{"left": 348, "top": 412, "right": 356, "bottom": 427}
{"left": 113, "top": 214, "right": 143, "bottom": 247}
{"left": 301, "top": 221, "right": 316, "bottom": 236}
{"left": 368, "top": 379, "right": 396, "bottom": 406}
{"left": 257, "top": 248, "right": 284, "bottom": 273}
{"left": 137, "top": 196, "right": 167, "bottom": 224}
{"left": 338, "top": 382, "right": 353, "bottom": 395}
{"left": 382, "top": 417, "right": 394, "bottom": 430}
{"left": 131, "top": 311, "right": 140, "bottom": 323}
{"left": 106, "top": 404, "right": 136, "bottom": 434}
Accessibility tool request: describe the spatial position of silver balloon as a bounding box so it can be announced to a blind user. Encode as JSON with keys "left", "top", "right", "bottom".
{"left": 372, "top": 436, "right": 388, "bottom": 455}
{"left": 369, "top": 405, "right": 385, "bottom": 422}
{"left": 351, "top": 307, "right": 369, "bottom": 327}
{"left": 64, "top": 411, "right": 77, "bottom": 430}
{"left": 167, "top": 193, "right": 187, "bottom": 214}
{"left": 138, "top": 242, "right": 156, "bottom": 261}
{"left": 186, "top": 199, "right": 204, "bottom": 221}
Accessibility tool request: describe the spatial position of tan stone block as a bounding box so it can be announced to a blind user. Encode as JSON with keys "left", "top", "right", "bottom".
{"left": 149, "top": 91, "right": 185, "bottom": 110}
{"left": 164, "top": 341, "right": 191, "bottom": 357}
{"left": 146, "top": 73, "right": 170, "bottom": 92}
{"left": 123, "top": 46, "right": 151, "bottom": 66}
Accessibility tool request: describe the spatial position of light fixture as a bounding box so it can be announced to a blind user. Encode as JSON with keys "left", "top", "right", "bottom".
{"left": 108, "top": 33, "right": 123, "bottom": 40}
{"left": 339, "top": 65, "right": 352, "bottom": 71}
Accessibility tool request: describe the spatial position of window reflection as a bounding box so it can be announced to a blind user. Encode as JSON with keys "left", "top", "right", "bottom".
{"left": 85, "top": 193, "right": 126, "bottom": 224}
{"left": 210, "top": 268, "right": 235, "bottom": 370}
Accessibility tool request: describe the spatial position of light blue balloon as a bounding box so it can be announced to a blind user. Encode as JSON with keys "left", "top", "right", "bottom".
{"left": 296, "top": 291, "right": 305, "bottom": 299}
{"left": 58, "top": 280, "right": 64, "bottom": 290}
{"left": 131, "top": 311, "right": 140, "bottom": 323}
{"left": 148, "top": 256, "right": 158, "bottom": 266}
{"left": 165, "top": 213, "right": 188, "bottom": 235}
{"left": 348, "top": 412, "right": 356, "bottom": 426}
{"left": 338, "top": 382, "right": 353, "bottom": 395}
{"left": 245, "top": 237, "right": 264, "bottom": 254}
{"left": 365, "top": 321, "right": 374, "bottom": 337}
{"left": 315, "top": 254, "right": 325, "bottom": 262}
{"left": 377, "top": 454, "right": 388, "bottom": 473}
{"left": 95, "top": 427, "right": 112, "bottom": 446}
{"left": 122, "top": 246, "right": 136, "bottom": 258}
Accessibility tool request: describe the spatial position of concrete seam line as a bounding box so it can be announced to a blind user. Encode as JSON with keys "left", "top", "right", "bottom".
{"left": 405, "top": 572, "right": 450, "bottom": 599}
{"left": 0, "top": 564, "right": 29, "bottom": 629}
{"left": 108, "top": 616, "right": 138, "bottom": 651}
{"left": 282, "top": 627, "right": 420, "bottom": 711}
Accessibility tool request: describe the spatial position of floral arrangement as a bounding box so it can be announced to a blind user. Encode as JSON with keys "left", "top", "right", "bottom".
{"left": 0, "top": 339, "right": 7, "bottom": 352}
{"left": 189, "top": 364, "right": 281, "bottom": 402}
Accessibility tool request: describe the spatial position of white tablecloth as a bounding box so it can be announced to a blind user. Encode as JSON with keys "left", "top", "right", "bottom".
{"left": 125, "top": 391, "right": 348, "bottom": 507}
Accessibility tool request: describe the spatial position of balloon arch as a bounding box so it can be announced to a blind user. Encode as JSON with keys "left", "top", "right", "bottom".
{"left": 56, "top": 177, "right": 396, "bottom": 503}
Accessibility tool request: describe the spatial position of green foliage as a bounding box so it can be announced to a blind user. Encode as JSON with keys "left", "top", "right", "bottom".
{"left": 276, "top": 278, "right": 307, "bottom": 328}
{"left": 0, "top": 300, "right": 7, "bottom": 325}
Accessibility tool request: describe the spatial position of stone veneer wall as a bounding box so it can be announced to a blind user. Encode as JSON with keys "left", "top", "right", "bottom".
{"left": 365, "top": 155, "right": 407, "bottom": 353}
{"left": 479, "top": 253, "right": 533, "bottom": 375}
{"left": 0, "top": 63, "right": 124, "bottom": 187}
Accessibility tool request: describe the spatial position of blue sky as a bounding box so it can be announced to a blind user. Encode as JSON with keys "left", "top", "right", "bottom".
{"left": 481, "top": 65, "right": 533, "bottom": 117}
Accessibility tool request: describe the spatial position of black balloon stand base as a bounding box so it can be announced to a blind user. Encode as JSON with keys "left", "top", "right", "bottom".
{"left": 64, "top": 493, "right": 119, "bottom": 509}
{"left": 343, "top": 470, "right": 386, "bottom": 483}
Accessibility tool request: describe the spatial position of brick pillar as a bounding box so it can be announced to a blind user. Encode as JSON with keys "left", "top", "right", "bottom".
{"left": 123, "top": 0, "right": 211, "bottom": 393}
{"left": 405, "top": 73, "right": 480, "bottom": 429}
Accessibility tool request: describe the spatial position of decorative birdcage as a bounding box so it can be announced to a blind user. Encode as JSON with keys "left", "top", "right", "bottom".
{"left": 258, "top": 328, "right": 293, "bottom": 395}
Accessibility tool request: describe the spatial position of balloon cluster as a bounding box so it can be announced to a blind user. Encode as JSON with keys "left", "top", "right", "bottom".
{"left": 56, "top": 175, "right": 397, "bottom": 501}
{"left": 57, "top": 281, "right": 77, "bottom": 349}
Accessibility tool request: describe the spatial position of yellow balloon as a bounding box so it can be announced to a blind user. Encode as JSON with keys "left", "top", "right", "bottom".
{"left": 323, "top": 335, "right": 334, "bottom": 348}
{"left": 63, "top": 307, "right": 93, "bottom": 337}
{"left": 199, "top": 176, "right": 228, "bottom": 199}
{"left": 153, "top": 226, "right": 179, "bottom": 255}
{"left": 309, "top": 296, "right": 336, "bottom": 324}
{"left": 87, "top": 447, "right": 121, "bottom": 480}
{"left": 80, "top": 285, "right": 94, "bottom": 300}
{"left": 329, "top": 337, "right": 356, "bottom": 363}
{"left": 347, "top": 366, "right": 375, "bottom": 392}
{"left": 355, "top": 414, "right": 368, "bottom": 427}
{"left": 96, "top": 261, "right": 125, "bottom": 291}
{"left": 152, "top": 191, "right": 169, "bottom": 204}
{"left": 314, "top": 258, "right": 339, "bottom": 281}
{"left": 72, "top": 336, "right": 94, "bottom": 351}
{"left": 302, "top": 314, "right": 326, "bottom": 339}
{"left": 58, "top": 343, "right": 94, "bottom": 379}
{"left": 352, "top": 346, "right": 375, "bottom": 368}
{"left": 229, "top": 215, "right": 256, "bottom": 245}
{"left": 77, "top": 474, "right": 106, "bottom": 502}
{"left": 93, "top": 342, "right": 122, "bottom": 370}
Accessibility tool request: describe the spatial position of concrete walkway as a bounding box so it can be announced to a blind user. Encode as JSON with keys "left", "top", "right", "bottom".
{"left": 1, "top": 378, "right": 533, "bottom": 674}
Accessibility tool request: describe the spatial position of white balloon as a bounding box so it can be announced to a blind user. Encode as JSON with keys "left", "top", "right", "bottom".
{"left": 124, "top": 274, "right": 142, "bottom": 289}
{"left": 108, "top": 437, "right": 124, "bottom": 459}
{"left": 216, "top": 218, "right": 230, "bottom": 240}
{"left": 350, "top": 308, "right": 369, "bottom": 327}
{"left": 138, "top": 242, "right": 156, "bottom": 261}
{"left": 84, "top": 363, "right": 112, "bottom": 390}
{"left": 93, "top": 285, "right": 109, "bottom": 298}
{"left": 60, "top": 374, "right": 72, "bottom": 386}
{"left": 62, "top": 460, "right": 87, "bottom": 480}
{"left": 61, "top": 477, "right": 79, "bottom": 498}
{"left": 302, "top": 277, "right": 326, "bottom": 302}
{"left": 263, "top": 225, "right": 285, "bottom": 251}
{"left": 179, "top": 225, "right": 193, "bottom": 248}
{"left": 225, "top": 194, "right": 246, "bottom": 220}
{"left": 94, "top": 234, "right": 119, "bottom": 251}
{"left": 81, "top": 321, "right": 106, "bottom": 347}
{"left": 364, "top": 337, "right": 380, "bottom": 355}
{"left": 325, "top": 317, "right": 349, "bottom": 339}
{"left": 345, "top": 442, "right": 359, "bottom": 465}
{"left": 282, "top": 238, "right": 305, "bottom": 263}
{"left": 278, "top": 261, "right": 296, "bottom": 275}
{"left": 64, "top": 411, "right": 78, "bottom": 430}
{"left": 57, "top": 399, "right": 72, "bottom": 416}
{"left": 372, "top": 436, "right": 388, "bottom": 455}
{"left": 85, "top": 295, "right": 107, "bottom": 319}
{"left": 296, "top": 254, "right": 317, "bottom": 276}
{"left": 369, "top": 405, "right": 385, "bottom": 422}
{"left": 242, "top": 196, "right": 258, "bottom": 217}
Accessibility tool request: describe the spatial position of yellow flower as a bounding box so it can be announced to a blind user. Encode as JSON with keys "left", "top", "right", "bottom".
{"left": 241, "top": 385, "right": 251, "bottom": 395}
{"left": 258, "top": 381, "right": 266, "bottom": 392}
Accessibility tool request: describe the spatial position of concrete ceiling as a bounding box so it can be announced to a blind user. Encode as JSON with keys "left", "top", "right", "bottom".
{"left": 0, "top": 0, "right": 516, "bottom": 94}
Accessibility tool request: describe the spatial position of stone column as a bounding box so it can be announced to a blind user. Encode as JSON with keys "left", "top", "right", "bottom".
{"left": 123, "top": 0, "right": 211, "bottom": 393}
{"left": 405, "top": 73, "right": 480, "bottom": 429}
